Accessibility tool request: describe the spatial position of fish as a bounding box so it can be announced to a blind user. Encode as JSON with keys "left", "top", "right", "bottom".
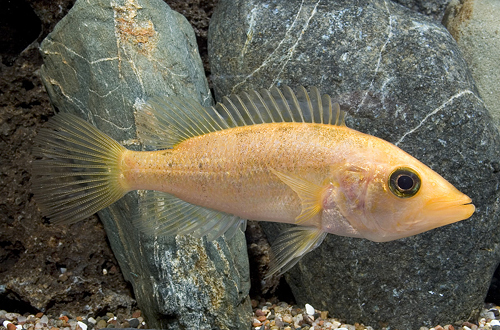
{"left": 31, "top": 86, "right": 475, "bottom": 275}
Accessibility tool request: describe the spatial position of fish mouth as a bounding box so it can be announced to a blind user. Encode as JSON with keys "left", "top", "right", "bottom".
{"left": 424, "top": 194, "right": 475, "bottom": 226}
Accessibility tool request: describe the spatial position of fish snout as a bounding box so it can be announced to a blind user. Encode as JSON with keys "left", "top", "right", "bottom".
{"left": 423, "top": 193, "right": 475, "bottom": 226}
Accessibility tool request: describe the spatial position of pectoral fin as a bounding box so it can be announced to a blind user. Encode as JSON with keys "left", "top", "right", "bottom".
{"left": 267, "top": 226, "right": 327, "bottom": 277}
{"left": 270, "top": 168, "right": 325, "bottom": 224}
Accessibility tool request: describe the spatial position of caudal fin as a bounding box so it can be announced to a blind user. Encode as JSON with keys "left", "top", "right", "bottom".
{"left": 32, "top": 113, "right": 128, "bottom": 225}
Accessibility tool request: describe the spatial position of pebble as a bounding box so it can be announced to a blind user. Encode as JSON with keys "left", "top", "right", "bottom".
{"left": 40, "top": 316, "right": 48, "bottom": 325}
{"left": 252, "top": 318, "right": 262, "bottom": 327}
{"left": 96, "top": 320, "right": 107, "bottom": 329}
{"left": 282, "top": 315, "right": 292, "bottom": 324}
{"left": 462, "top": 323, "right": 477, "bottom": 330}
{"left": 77, "top": 321, "right": 87, "bottom": 330}
{"left": 486, "top": 311, "right": 496, "bottom": 320}
{"left": 293, "top": 314, "right": 303, "bottom": 328}
{"left": 127, "top": 318, "right": 139, "bottom": 328}
{"left": 255, "top": 309, "right": 266, "bottom": 317}
{"left": 305, "top": 304, "right": 314, "bottom": 316}
{"left": 274, "top": 316, "right": 284, "bottom": 328}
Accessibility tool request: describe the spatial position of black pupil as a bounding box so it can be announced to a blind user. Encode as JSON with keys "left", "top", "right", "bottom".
{"left": 389, "top": 168, "right": 421, "bottom": 198}
{"left": 397, "top": 175, "right": 414, "bottom": 190}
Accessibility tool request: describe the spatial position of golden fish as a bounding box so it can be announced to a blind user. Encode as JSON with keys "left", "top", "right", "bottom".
{"left": 32, "top": 86, "right": 475, "bottom": 275}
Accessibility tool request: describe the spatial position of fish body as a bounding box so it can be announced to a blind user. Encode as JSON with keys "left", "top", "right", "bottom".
{"left": 122, "top": 122, "right": 342, "bottom": 226}
{"left": 32, "top": 86, "right": 475, "bottom": 275}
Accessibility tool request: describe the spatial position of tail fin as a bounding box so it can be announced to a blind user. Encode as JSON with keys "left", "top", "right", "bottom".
{"left": 32, "top": 113, "right": 128, "bottom": 225}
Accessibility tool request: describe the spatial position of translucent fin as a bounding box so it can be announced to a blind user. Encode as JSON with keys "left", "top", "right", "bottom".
{"left": 215, "top": 86, "right": 346, "bottom": 127}
{"left": 136, "top": 87, "right": 345, "bottom": 148}
{"left": 135, "top": 96, "right": 230, "bottom": 149}
{"left": 135, "top": 191, "right": 246, "bottom": 241}
{"left": 270, "top": 168, "right": 325, "bottom": 224}
{"left": 267, "top": 226, "right": 327, "bottom": 277}
{"left": 32, "top": 113, "right": 128, "bottom": 225}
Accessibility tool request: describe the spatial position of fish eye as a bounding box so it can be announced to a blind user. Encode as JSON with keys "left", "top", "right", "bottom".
{"left": 389, "top": 167, "right": 421, "bottom": 198}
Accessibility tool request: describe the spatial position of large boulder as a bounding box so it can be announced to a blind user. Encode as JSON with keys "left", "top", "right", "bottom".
{"left": 39, "top": 0, "right": 251, "bottom": 328}
{"left": 208, "top": 0, "right": 500, "bottom": 328}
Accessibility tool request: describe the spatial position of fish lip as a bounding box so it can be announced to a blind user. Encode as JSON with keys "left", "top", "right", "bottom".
{"left": 424, "top": 194, "right": 475, "bottom": 222}
{"left": 426, "top": 194, "right": 472, "bottom": 211}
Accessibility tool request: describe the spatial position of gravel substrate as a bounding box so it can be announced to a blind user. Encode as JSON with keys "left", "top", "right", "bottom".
{"left": 1, "top": 303, "right": 500, "bottom": 330}
{"left": 0, "top": 310, "right": 147, "bottom": 330}
{"left": 250, "top": 300, "right": 500, "bottom": 330}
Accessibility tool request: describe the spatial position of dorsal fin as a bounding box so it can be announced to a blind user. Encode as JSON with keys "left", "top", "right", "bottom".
{"left": 215, "top": 86, "right": 346, "bottom": 127}
{"left": 135, "top": 96, "right": 230, "bottom": 149}
{"left": 135, "top": 86, "right": 345, "bottom": 149}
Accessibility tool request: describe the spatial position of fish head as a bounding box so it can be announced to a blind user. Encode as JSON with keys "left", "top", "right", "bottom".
{"left": 334, "top": 154, "right": 475, "bottom": 242}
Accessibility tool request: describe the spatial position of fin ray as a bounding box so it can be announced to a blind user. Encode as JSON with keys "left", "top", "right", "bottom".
{"left": 270, "top": 168, "right": 325, "bottom": 224}
{"left": 32, "top": 113, "right": 128, "bottom": 225}
{"left": 261, "top": 88, "right": 285, "bottom": 122}
{"left": 267, "top": 226, "right": 327, "bottom": 277}
{"left": 135, "top": 96, "right": 230, "bottom": 149}
{"left": 296, "top": 86, "right": 312, "bottom": 122}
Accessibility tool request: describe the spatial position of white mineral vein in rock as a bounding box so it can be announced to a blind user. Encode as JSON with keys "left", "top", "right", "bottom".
{"left": 395, "top": 90, "right": 481, "bottom": 146}
{"left": 94, "top": 114, "right": 133, "bottom": 131}
{"left": 358, "top": 0, "right": 393, "bottom": 112}
{"left": 240, "top": 7, "right": 258, "bottom": 59}
{"left": 232, "top": 0, "right": 319, "bottom": 92}
{"left": 271, "top": 0, "right": 319, "bottom": 87}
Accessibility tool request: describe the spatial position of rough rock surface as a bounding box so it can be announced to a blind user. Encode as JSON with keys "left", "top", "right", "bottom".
{"left": 443, "top": 0, "right": 500, "bottom": 130}
{"left": 443, "top": 0, "right": 500, "bottom": 306}
{"left": 393, "top": 0, "right": 452, "bottom": 20}
{"left": 39, "top": 0, "right": 251, "bottom": 328}
{"left": 208, "top": 0, "right": 500, "bottom": 328}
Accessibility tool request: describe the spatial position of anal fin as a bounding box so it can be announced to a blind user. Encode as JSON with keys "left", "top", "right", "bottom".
{"left": 267, "top": 226, "right": 327, "bottom": 277}
{"left": 270, "top": 168, "right": 326, "bottom": 224}
{"left": 134, "top": 191, "right": 246, "bottom": 241}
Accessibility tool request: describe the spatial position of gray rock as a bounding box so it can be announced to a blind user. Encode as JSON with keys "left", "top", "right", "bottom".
{"left": 39, "top": 0, "right": 251, "bottom": 329}
{"left": 208, "top": 0, "right": 500, "bottom": 328}
{"left": 443, "top": 0, "right": 500, "bottom": 131}
{"left": 393, "top": 0, "right": 452, "bottom": 21}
